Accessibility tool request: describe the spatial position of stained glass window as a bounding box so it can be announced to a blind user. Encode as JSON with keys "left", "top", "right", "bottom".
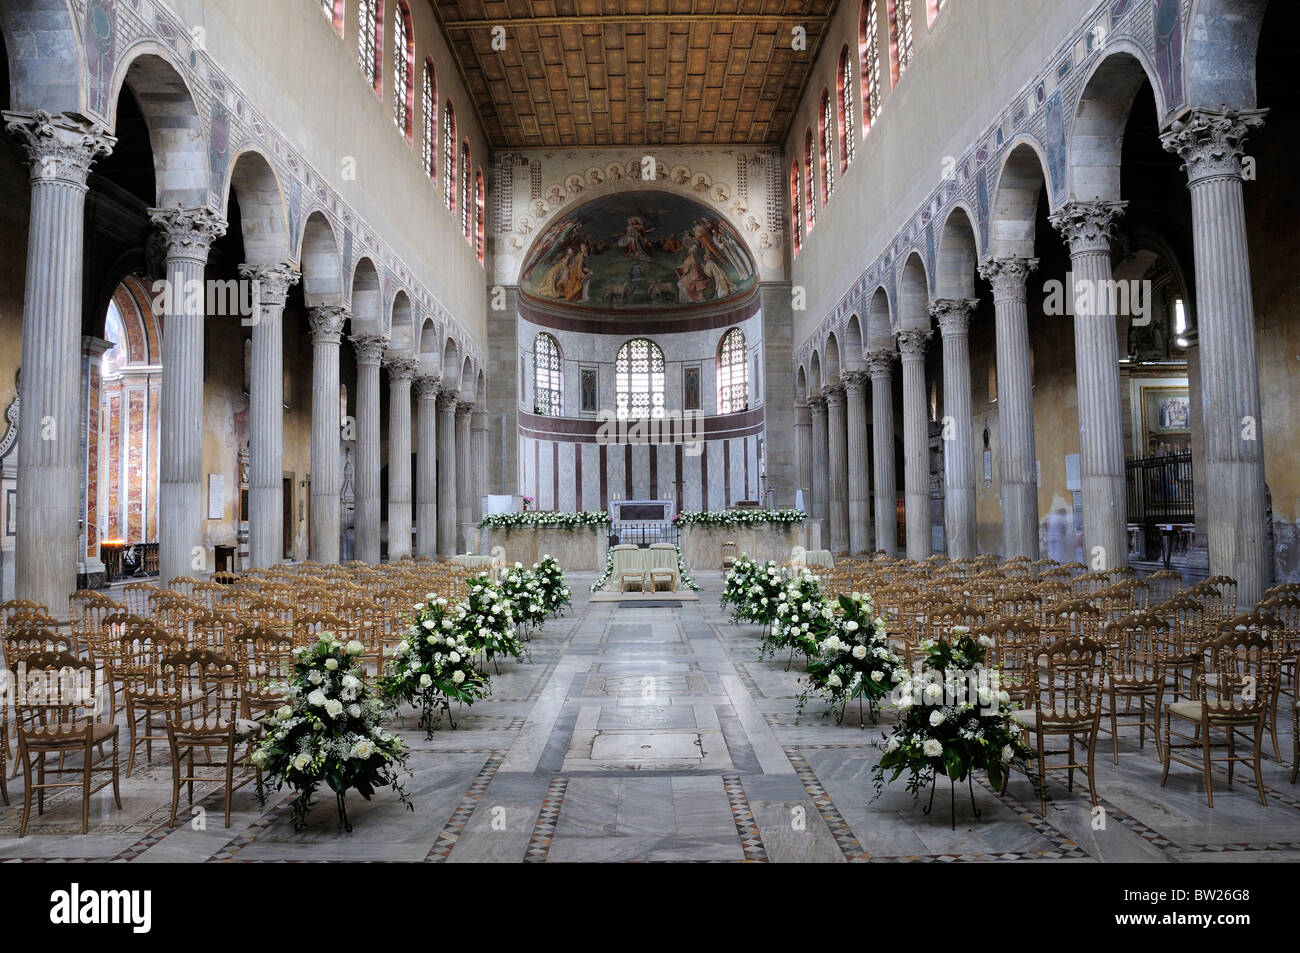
{"left": 534, "top": 334, "right": 562, "bottom": 416}
{"left": 717, "top": 328, "right": 748, "bottom": 414}
{"left": 475, "top": 167, "right": 485, "bottom": 264}
{"left": 861, "top": 1, "right": 882, "bottom": 130}
{"left": 421, "top": 59, "right": 436, "bottom": 179}
{"left": 790, "top": 162, "right": 802, "bottom": 256}
{"left": 393, "top": 2, "right": 413, "bottom": 140}
{"left": 615, "top": 338, "right": 665, "bottom": 420}
{"left": 804, "top": 129, "right": 816, "bottom": 232}
{"left": 460, "top": 141, "right": 471, "bottom": 240}
{"left": 820, "top": 89, "right": 835, "bottom": 204}
{"left": 357, "top": 0, "right": 383, "bottom": 96}
{"left": 838, "top": 46, "right": 856, "bottom": 169}
{"left": 444, "top": 101, "right": 456, "bottom": 212}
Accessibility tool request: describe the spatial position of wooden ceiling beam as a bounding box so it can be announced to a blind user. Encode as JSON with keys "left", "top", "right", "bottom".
{"left": 442, "top": 14, "right": 828, "bottom": 29}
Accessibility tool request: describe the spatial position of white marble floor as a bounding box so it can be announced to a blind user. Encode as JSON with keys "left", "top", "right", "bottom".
{"left": 2, "top": 572, "right": 1297, "bottom": 863}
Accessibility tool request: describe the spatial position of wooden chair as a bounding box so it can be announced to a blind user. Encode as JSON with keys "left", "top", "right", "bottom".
{"left": 977, "top": 618, "right": 1039, "bottom": 707}
{"left": 161, "top": 649, "right": 261, "bottom": 828}
{"left": 1101, "top": 613, "right": 1168, "bottom": 764}
{"left": 112, "top": 625, "right": 187, "bottom": 777}
{"left": 233, "top": 627, "right": 295, "bottom": 720}
{"left": 1161, "top": 625, "right": 1277, "bottom": 807}
{"left": 120, "top": 581, "right": 158, "bottom": 619}
{"left": 11, "top": 651, "right": 121, "bottom": 836}
{"left": 1013, "top": 636, "right": 1107, "bottom": 816}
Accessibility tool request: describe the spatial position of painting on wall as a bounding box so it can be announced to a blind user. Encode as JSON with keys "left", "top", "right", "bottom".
{"left": 683, "top": 367, "right": 701, "bottom": 411}
{"left": 1141, "top": 385, "right": 1192, "bottom": 455}
{"left": 518, "top": 190, "right": 757, "bottom": 311}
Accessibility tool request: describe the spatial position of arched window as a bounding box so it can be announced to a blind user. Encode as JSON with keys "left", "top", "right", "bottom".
{"left": 393, "top": 1, "right": 414, "bottom": 141}
{"left": 443, "top": 101, "right": 456, "bottom": 213}
{"left": 321, "top": 0, "right": 344, "bottom": 35}
{"left": 804, "top": 129, "right": 816, "bottom": 233}
{"left": 357, "top": 0, "right": 384, "bottom": 97}
{"left": 421, "top": 58, "right": 437, "bottom": 180}
{"left": 615, "top": 338, "right": 665, "bottom": 420}
{"left": 475, "top": 167, "right": 485, "bottom": 264}
{"left": 790, "top": 161, "right": 802, "bottom": 256}
{"left": 819, "top": 88, "right": 834, "bottom": 205}
{"left": 460, "top": 140, "right": 471, "bottom": 241}
{"left": 534, "top": 333, "right": 562, "bottom": 416}
{"left": 927, "top": 0, "right": 946, "bottom": 26}
{"left": 888, "top": 0, "right": 914, "bottom": 86}
{"left": 860, "top": 0, "right": 882, "bottom": 132}
{"left": 717, "top": 328, "right": 748, "bottom": 414}
{"left": 837, "top": 46, "right": 856, "bottom": 171}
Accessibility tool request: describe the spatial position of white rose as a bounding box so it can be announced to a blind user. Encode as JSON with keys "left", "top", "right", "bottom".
{"left": 924, "top": 683, "right": 944, "bottom": 702}
{"left": 844, "top": 620, "right": 859, "bottom": 632}
{"left": 293, "top": 753, "right": 311, "bottom": 771}
{"left": 307, "top": 689, "right": 327, "bottom": 707}
{"left": 884, "top": 736, "right": 900, "bottom": 753}
{"left": 348, "top": 704, "right": 362, "bottom": 718}
{"left": 324, "top": 698, "right": 344, "bottom": 718}
{"left": 423, "top": 619, "right": 435, "bottom": 629}
{"left": 870, "top": 670, "right": 884, "bottom": 682}
{"left": 324, "top": 658, "right": 339, "bottom": 671}
{"left": 452, "top": 670, "right": 466, "bottom": 684}
{"left": 998, "top": 690, "right": 1011, "bottom": 705}
{"left": 852, "top": 645, "right": 867, "bottom": 659}
{"left": 449, "top": 652, "right": 461, "bottom": 663}
{"left": 307, "top": 670, "right": 323, "bottom": 685}
{"left": 1001, "top": 745, "right": 1015, "bottom": 763}
{"left": 827, "top": 673, "right": 842, "bottom": 688}
{"left": 923, "top": 739, "right": 943, "bottom": 758}
{"left": 250, "top": 749, "right": 268, "bottom": 767}
{"left": 341, "top": 675, "right": 360, "bottom": 691}
{"left": 345, "top": 640, "right": 365, "bottom": 656}
{"left": 419, "top": 674, "right": 433, "bottom": 688}
{"left": 276, "top": 705, "right": 293, "bottom": 721}
{"left": 929, "top": 710, "right": 946, "bottom": 727}
{"left": 350, "top": 740, "right": 375, "bottom": 760}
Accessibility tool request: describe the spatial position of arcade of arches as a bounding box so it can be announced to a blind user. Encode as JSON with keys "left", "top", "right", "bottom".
{"left": 0, "top": 0, "right": 1296, "bottom": 861}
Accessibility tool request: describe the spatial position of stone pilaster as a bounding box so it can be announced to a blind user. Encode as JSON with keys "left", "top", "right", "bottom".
{"left": 308, "top": 305, "right": 348, "bottom": 564}
{"left": 823, "top": 383, "right": 849, "bottom": 555}
{"left": 151, "top": 206, "right": 227, "bottom": 582}
{"left": 384, "top": 353, "right": 417, "bottom": 561}
{"left": 1049, "top": 201, "right": 1129, "bottom": 570}
{"left": 456, "top": 400, "right": 474, "bottom": 553}
{"left": 1162, "top": 108, "right": 1270, "bottom": 602}
{"left": 979, "top": 257, "right": 1040, "bottom": 559}
{"left": 932, "top": 298, "right": 979, "bottom": 559}
{"left": 414, "top": 374, "right": 440, "bottom": 558}
{"left": 436, "top": 389, "right": 459, "bottom": 556}
{"left": 895, "top": 329, "right": 932, "bottom": 560}
{"left": 240, "top": 261, "right": 299, "bottom": 568}
{"left": 865, "top": 349, "right": 898, "bottom": 555}
{"left": 842, "top": 371, "right": 872, "bottom": 554}
{"left": 808, "top": 395, "right": 829, "bottom": 534}
{"left": 350, "top": 333, "right": 388, "bottom": 565}
{"left": 793, "top": 399, "right": 812, "bottom": 514}
{"left": 471, "top": 403, "right": 489, "bottom": 526}
{"left": 5, "top": 111, "right": 114, "bottom": 617}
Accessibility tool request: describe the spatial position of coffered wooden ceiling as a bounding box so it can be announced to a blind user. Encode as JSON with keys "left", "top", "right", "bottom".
{"left": 429, "top": 0, "right": 839, "bottom": 148}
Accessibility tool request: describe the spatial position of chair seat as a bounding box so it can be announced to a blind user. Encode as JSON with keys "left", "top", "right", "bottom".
{"left": 172, "top": 717, "right": 262, "bottom": 738}
{"left": 1165, "top": 699, "right": 1263, "bottom": 724}
{"left": 1012, "top": 708, "right": 1096, "bottom": 731}
{"left": 22, "top": 721, "right": 116, "bottom": 745}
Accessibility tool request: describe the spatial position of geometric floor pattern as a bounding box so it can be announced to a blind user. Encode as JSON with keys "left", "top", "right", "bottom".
{"left": 2, "top": 570, "right": 1297, "bottom": 863}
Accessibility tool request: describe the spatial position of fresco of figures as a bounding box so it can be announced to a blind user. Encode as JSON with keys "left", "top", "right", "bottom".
{"left": 519, "top": 190, "right": 757, "bottom": 310}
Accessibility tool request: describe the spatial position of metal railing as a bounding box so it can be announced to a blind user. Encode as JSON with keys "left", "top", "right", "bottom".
{"left": 1126, "top": 451, "right": 1194, "bottom": 561}
{"left": 608, "top": 522, "right": 681, "bottom": 549}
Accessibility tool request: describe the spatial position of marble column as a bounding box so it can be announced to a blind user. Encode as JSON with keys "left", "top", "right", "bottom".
{"left": 932, "top": 298, "right": 979, "bottom": 559}
{"left": 436, "top": 390, "right": 459, "bottom": 556}
{"left": 4, "top": 111, "right": 114, "bottom": 617}
{"left": 307, "top": 305, "right": 347, "bottom": 565}
{"left": 1049, "top": 201, "right": 1129, "bottom": 570}
{"left": 240, "top": 261, "right": 299, "bottom": 569}
{"left": 823, "top": 383, "right": 850, "bottom": 555}
{"left": 414, "top": 375, "right": 440, "bottom": 558}
{"left": 350, "top": 334, "right": 388, "bottom": 565}
{"left": 979, "top": 257, "right": 1040, "bottom": 559}
{"left": 1162, "top": 108, "right": 1269, "bottom": 603}
{"left": 456, "top": 400, "right": 474, "bottom": 553}
{"left": 865, "top": 349, "right": 898, "bottom": 555}
{"left": 384, "top": 353, "right": 417, "bottom": 561}
{"left": 78, "top": 336, "right": 113, "bottom": 588}
{"left": 896, "top": 329, "right": 932, "bottom": 561}
{"left": 794, "top": 400, "right": 812, "bottom": 513}
{"left": 808, "top": 395, "right": 830, "bottom": 541}
{"left": 149, "top": 206, "right": 227, "bottom": 583}
{"left": 471, "top": 403, "right": 489, "bottom": 526}
{"left": 842, "top": 371, "right": 872, "bottom": 554}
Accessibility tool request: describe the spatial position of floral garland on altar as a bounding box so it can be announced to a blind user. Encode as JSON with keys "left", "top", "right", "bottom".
{"left": 480, "top": 510, "right": 611, "bottom": 530}
{"left": 673, "top": 508, "right": 806, "bottom": 527}
{"left": 252, "top": 633, "right": 411, "bottom": 831}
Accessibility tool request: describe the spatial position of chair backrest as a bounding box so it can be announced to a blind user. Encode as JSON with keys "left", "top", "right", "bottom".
{"left": 1034, "top": 636, "right": 1106, "bottom": 719}
{"left": 161, "top": 649, "right": 242, "bottom": 725}
{"left": 8, "top": 650, "right": 100, "bottom": 729}
{"left": 1104, "top": 612, "right": 1169, "bottom": 681}
{"left": 4, "top": 627, "right": 75, "bottom": 660}
{"left": 1203, "top": 626, "right": 1275, "bottom": 717}
{"left": 121, "top": 581, "right": 159, "bottom": 617}
{"left": 234, "top": 625, "right": 295, "bottom": 693}
{"left": 1258, "top": 593, "right": 1300, "bottom": 655}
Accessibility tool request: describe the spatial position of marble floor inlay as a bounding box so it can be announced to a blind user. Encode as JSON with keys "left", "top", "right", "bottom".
{"left": 2, "top": 569, "right": 1297, "bottom": 863}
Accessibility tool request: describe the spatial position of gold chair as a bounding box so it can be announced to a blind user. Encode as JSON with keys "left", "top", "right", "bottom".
{"left": 1101, "top": 613, "right": 1168, "bottom": 764}
{"left": 11, "top": 651, "right": 121, "bottom": 836}
{"left": 1161, "top": 624, "right": 1277, "bottom": 807}
{"left": 721, "top": 541, "right": 738, "bottom": 572}
{"left": 113, "top": 624, "right": 187, "bottom": 777}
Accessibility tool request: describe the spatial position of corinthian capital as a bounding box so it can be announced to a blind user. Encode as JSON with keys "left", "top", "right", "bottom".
{"left": 149, "top": 206, "right": 228, "bottom": 259}
{"left": 822, "top": 382, "right": 845, "bottom": 406}
{"left": 308, "top": 305, "right": 349, "bottom": 344}
{"left": 841, "top": 369, "right": 869, "bottom": 395}
{"left": 978, "top": 257, "right": 1039, "bottom": 301}
{"left": 414, "top": 374, "right": 442, "bottom": 399}
{"left": 894, "top": 328, "right": 932, "bottom": 361}
{"left": 4, "top": 110, "right": 115, "bottom": 186}
{"left": 383, "top": 353, "right": 419, "bottom": 383}
{"left": 1048, "top": 201, "right": 1127, "bottom": 255}
{"left": 863, "top": 348, "right": 896, "bottom": 381}
{"left": 350, "top": 333, "right": 389, "bottom": 365}
{"left": 930, "top": 298, "right": 979, "bottom": 338}
{"left": 1160, "top": 108, "right": 1267, "bottom": 185}
{"left": 238, "top": 261, "right": 300, "bottom": 308}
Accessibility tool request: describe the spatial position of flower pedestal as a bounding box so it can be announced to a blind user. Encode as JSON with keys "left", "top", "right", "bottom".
{"left": 922, "top": 771, "right": 984, "bottom": 831}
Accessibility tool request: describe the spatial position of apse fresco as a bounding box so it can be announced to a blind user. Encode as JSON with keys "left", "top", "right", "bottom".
{"left": 519, "top": 190, "right": 757, "bottom": 310}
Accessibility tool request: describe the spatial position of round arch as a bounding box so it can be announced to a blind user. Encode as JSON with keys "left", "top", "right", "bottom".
{"left": 898, "top": 253, "right": 931, "bottom": 330}
{"left": 1068, "top": 46, "right": 1167, "bottom": 203}
{"left": 991, "top": 139, "right": 1051, "bottom": 260}
{"left": 223, "top": 148, "right": 289, "bottom": 264}
{"left": 935, "top": 204, "right": 981, "bottom": 299}
{"left": 299, "top": 211, "right": 344, "bottom": 307}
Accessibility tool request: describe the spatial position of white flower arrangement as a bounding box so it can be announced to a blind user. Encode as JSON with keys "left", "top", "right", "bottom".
{"left": 480, "top": 510, "right": 611, "bottom": 531}
{"left": 672, "top": 508, "right": 806, "bottom": 527}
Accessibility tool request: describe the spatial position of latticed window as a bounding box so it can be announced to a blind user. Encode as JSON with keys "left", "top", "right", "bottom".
{"left": 393, "top": 2, "right": 413, "bottom": 140}
{"left": 820, "top": 89, "right": 835, "bottom": 204}
{"left": 717, "top": 328, "right": 748, "bottom": 414}
{"left": 534, "top": 333, "right": 562, "bottom": 416}
{"left": 460, "top": 141, "right": 471, "bottom": 240}
{"left": 790, "top": 162, "right": 802, "bottom": 256}
{"left": 357, "top": 0, "right": 383, "bottom": 95}
{"left": 927, "top": 0, "right": 946, "bottom": 26}
{"left": 321, "top": 0, "right": 344, "bottom": 34}
{"left": 891, "top": 0, "right": 915, "bottom": 82}
{"left": 838, "top": 46, "right": 856, "bottom": 170}
{"left": 861, "top": 0, "right": 882, "bottom": 130}
{"left": 421, "top": 60, "right": 436, "bottom": 179}
{"left": 443, "top": 101, "right": 456, "bottom": 212}
{"left": 615, "top": 338, "right": 665, "bottom": 420}
{"left": 804, "top": 130, "right": 816, "bottom": 232}
{"left": 475, "top": 167, "right": 485, "bottom": 264}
